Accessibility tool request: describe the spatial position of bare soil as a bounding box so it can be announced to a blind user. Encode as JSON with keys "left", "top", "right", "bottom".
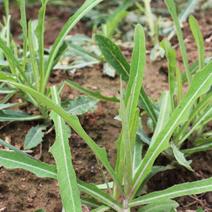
{"left": 0, "top": 3, "right": 211, "bottom": 212}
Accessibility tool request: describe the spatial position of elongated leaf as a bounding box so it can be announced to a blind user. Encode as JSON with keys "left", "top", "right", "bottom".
{"left": 0, "top": 103, "right": 21, "bottom": 110}
{"left": 95, "top": 34, "right": 157, "bottom": 125}
{"left": 189, "top": 16, "right": 205, "bottom": 70}
{"left": 130, "top": 62, "right": 212, "bottom": 199}
{"left": 50, "top": 86, "right": 81, "bottom": 212}
{"left": 160, "top": 40, "right": 177, "bottom": 109}
{"left": 65, "top": 96, "right": 98, "bottom": 115}
{"left": 36, "top": 0, "right": 47, "bottom": 91}
{"left": 165, "top": 0, "right": 191, "bottom": 84}
{"left": 138, "top": 200, "right": 179, "bottom": 212}
{"left": 0, "top": 150, "right": 57, "bottom": 179}
{"left": 78, "top": 180, "right": 121, "bottom": 211}
{"left": 151, "top": 91, "right": 172, "bottom": 146}
{"left": 42, "top": 0, "right": 102, "bottom": 93}
{"left": 65, "top": 80, "right": 119, "bottom": 103}
{"left": 0, "top": 110, "right": 43, "bottom": 121}
{"left": 130, "top": 177, "right": 212, "bottom": 207}
{"left": 24, "top": 125, "right": 46, "bottom": 150}
{"left": 0, "top": 77, "right": 123, "bottom": 193}
{"left": 0, "top": 138, "right": 29, "bottom": 157}
{"left": 183, "top": 142, "right": 212, "bottom": 156}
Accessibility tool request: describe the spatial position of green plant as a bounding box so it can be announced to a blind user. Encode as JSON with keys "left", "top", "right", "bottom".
{"left": 0, "top": 22, "right": 211, "bottom": 211}
{"left": 65, "top": 0, "right": 212, "bottom": 169}
{"left": 0, "top": 0, "right": 102, "bottom": 121}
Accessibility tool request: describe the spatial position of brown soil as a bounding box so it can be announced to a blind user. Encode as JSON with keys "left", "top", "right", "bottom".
{"left": 0, "top": 2, "right": 212, "bottom": 212}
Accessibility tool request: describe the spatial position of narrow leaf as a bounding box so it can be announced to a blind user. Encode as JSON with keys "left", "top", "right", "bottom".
{"left": 50, "top": 86, "right": 82, "bottom": 212}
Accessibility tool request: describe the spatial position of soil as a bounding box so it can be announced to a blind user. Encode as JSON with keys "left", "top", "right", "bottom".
{"left": 0, "top": 2, "right": 212, "bottom": 212}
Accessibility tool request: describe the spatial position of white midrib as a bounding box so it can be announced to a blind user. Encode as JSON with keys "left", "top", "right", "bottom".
{"left": 0, "top": 156, "right": 56, "bottom": 177}
{"left": 56, "top": 109, "right": 77, "bottom": 211}
{"left": 132, "top": 73, "right": 211, "bottom": 196}
{"left": 132, "top": 183, "right": 212, "bottom": 206}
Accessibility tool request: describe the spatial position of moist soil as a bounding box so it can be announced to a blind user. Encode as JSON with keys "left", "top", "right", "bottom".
{"left": 0, "top": 3, "right": 212, "bottom": 212}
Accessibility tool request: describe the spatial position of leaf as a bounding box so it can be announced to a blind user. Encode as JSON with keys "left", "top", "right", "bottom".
{"left": 0, "top": 78, "right": 123, "bottom": 193}
{"left": 130, "top": 62, "right": 212, "bottom": 199}
{"left": 50, "top": 86, "right": 82, "bottom": 212}
{"left": 171, "top": 143, "right": 193, "bottom": 171}
{"left": 65, "top": 80, "right": 119, "bottom": 103}
{"left": 165, "top": 0, "right": 191, "bottom": 84}
{"left": 189, "top": 15, "right": 205, "bottom": 70}
{"left": 130, "top": 177, "right": 212, "bottom": 207}
{"left": 0, "top": 150, "right": 57, "bottom": 179}
{"left": 183, "top": 142, "right": 212, "bottom": 156}
{"left": 64, "top": 96, "right": 98, "bottom": 115}
{"left": 151, "top": 91, "right": 172, "bottom": 146}
{"left": 95, "top": 34, "right": 157, "bottom": 125}
{"left": 0, "top": 103, "right": 21, "bottom": 110}
{"left": 0, "top": 110, "right": 43, "bottom": 122}
{"left": 138, "top": 200, "right": 179, "bottom": 212}
{"left": 78, "top": 180, "right": 121, "bottom": 211}
{"left": 42, "top": 0, "right": 102, "bottom": 93}
{"left": 160, "top": 40, "right": 177, "bottom": 109}
{"left": 24, "top": 125, "right": 46, "bottom": 150}
{"left": 0, "top": 138, "right": 29, "bottom": 157}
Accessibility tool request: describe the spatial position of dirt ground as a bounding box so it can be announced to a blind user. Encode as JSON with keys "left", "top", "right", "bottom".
{"left": 0, "top": 2, "right": 212, "bottom": 212}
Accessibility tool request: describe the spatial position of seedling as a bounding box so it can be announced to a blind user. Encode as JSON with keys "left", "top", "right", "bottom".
{"left": 0, "top": 22, "right": 211, "bottom": 211}
{"left": 65, "top": 0, "right": 212, "bottom": 169}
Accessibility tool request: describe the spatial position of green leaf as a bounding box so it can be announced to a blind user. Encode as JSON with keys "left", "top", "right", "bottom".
{"left": 151, "top": 91, "right": 172, "bottom": 146}
{"left": 36, "top": 0, "right": 48, "bottom": 92}
{"left": 130, "top": 177, "right": 212, "bottom": 207}
{"left": 165, "top": 0, "right": 191, "bottom": 84}
{"left": 189, "top": 16, "right": 205, "bottom": 70}
{"left": 0, "top": 110, "right": 43, "bottom": 122}
{"left": 171, "top": 143, "right": 193, "bottom": 171}
{"left": 0, "top": 103, "right": 21, "bottom": 110}
{"left": 64, "top": 96, "right": 98, "bottom": 115}
{"left": 138, "top": 200, "right": 179, "bottom": 212}
{"left": 78, "top": 180, "right": 121, "bottom": 211}
{"left": 0, "top": 138, "right": 29, "bottom": 157}
{"left": 50, "top": 86, "right": 82, "bottom": 212}
{"left": 0, "top": 150, "right": 57, "bottom": 179}
{"left": 130, "top": 62, "right": 212, "bottom": 199}
{"left": 24, "top": 125, "right": 46, "bottom": 150}
{"left": 0, "top": 79, "right": 122, "bottom": 193}
{"left": 65, "top": 80, "right": 119, "bottom": 103}
{"left": 160, "top": 40, "right": 177, "bottom": 109}
{"left": 42, "top": 0, "right": 102, "bottom": 93}
{"left": 95, "top": 34, "right": 157, "bottom": 125}
{"left": 183, "top": 142, "right": 212, "bottom": 156}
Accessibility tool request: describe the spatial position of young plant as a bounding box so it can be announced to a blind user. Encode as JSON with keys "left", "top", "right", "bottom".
{"left": 66, "top": 0, "right": 212, "bottom": 170}
{"left": 0, "top": 24, "right": 211, "bottom": 211}
{"left": 0, "top": 0, "right": 102, "bottom": 121}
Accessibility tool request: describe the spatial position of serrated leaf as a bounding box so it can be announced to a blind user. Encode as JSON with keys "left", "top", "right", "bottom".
{"left": 50, "top": 86, "right": 82, "bottom": 212}
{"left": 171, "top": 143, "right": 193, "bottom": 171}
{"left": 65, "top": 96, "right": 98, "bottom": 115}
{"left": 24, "top": 125, "right": 46, "bottom": 150}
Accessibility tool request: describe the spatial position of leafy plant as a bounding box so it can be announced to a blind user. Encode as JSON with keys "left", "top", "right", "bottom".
{"left": 0, "top": 0, "right": 102, "bottom": 149}
{"left": 0, "top": 0, "right": 102, "bottom": 121}
{"left": 0, "top": 23, "right": 211, "bottom": 211}
{"left": 65, "top": 0, "right": 212, "bottom": 169}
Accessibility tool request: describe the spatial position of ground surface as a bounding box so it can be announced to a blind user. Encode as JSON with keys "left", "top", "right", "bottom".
{"left": 0, "top": 2, "right": 212, "bottom": 212}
